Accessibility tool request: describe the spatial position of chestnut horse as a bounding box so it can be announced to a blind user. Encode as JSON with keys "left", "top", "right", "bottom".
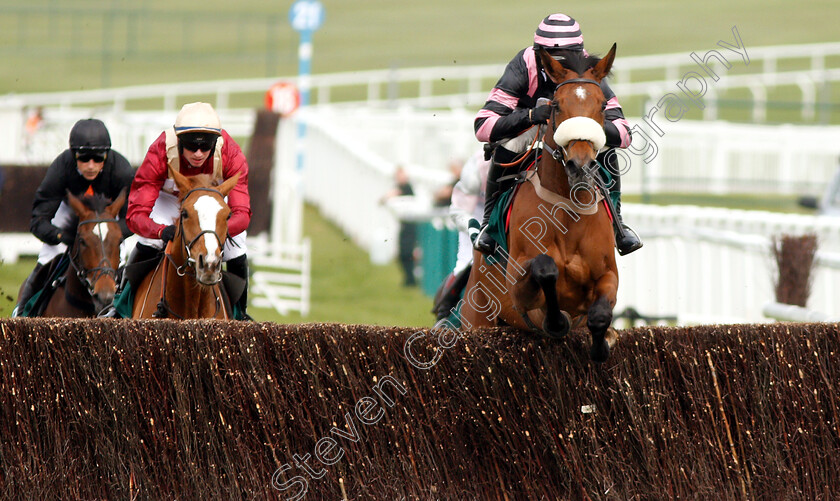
{"left": 39, "top": 191, "right": 126, "bottom": 317}
{"left": 461, "top": 45, "right": 621, "bottom": 362}
{"left": 132, "top": 166, "right": 239, "bottom": 319}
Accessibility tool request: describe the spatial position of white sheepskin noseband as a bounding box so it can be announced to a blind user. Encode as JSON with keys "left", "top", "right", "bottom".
{"left": 553, "top": 116, "right": 606, "bottom": 150}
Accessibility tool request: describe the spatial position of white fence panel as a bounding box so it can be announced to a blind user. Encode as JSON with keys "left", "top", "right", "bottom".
{"left": 622, "top": 121, "right": 840, "bottom": 196}
{"left": 618, "top": 204, "right": 840, "bottom": 324}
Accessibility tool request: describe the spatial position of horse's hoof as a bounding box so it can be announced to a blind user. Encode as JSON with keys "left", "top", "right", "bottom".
{"left": 590, "top": 338, "right": 611, "bottom": 363}
{"left": 543, "top": 310, "right": 571, "bottom": 339}
{"left": 605, "top": 327, "right": 620, "bottom": 349}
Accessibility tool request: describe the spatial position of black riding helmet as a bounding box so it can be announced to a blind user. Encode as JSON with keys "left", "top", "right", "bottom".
{"left": 69, "top": 118, "right": 111, "bottom": 152}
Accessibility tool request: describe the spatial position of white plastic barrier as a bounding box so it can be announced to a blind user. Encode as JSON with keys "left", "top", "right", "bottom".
{"left": 617, "top": 204, "right": 840, "bottom": 325}
{"left": 622, "top": 120, "right": 840, "bottom": 196}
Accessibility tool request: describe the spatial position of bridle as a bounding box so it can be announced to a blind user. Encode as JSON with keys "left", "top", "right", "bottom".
{"left": 151, "top": 185, "right": 228, "bottom": 319}
{"left": 167, "top": 186, "right": 226, "bottom": 282}
{"left": 69, "top": 216, "right": 120, "bottom": 299}
{"left": 541, "top": 77, "right": 606, "bottom": 164}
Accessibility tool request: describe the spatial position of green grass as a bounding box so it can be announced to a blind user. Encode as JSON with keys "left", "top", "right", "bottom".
{"left": 3, "top": 0, "right": 840, "bottom": 98}
{"left": 624, "top": 192, "right": 817, "bottom": 214}
{"left": 0, "top": 203, "right": 435, "bottom": 325}
{"left": 250, "top": 204, "right": 433, "bottom": 326}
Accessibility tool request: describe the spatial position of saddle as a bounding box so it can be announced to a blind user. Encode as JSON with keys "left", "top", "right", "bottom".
{"left": 111, "top": 254, "right": 247, "bottom": 319}
{"left": 18, "top": 254, "right": 69, "bottom": 318}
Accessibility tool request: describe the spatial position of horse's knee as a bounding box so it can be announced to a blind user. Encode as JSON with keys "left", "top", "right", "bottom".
{"left": 530, "top": 254, "right": 558, "bottom": 288}
{"left": 587, "top": 295, "right": 612, "bottom": 334}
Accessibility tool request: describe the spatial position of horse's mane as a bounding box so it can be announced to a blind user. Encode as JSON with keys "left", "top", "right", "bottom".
{"left": 192, "top": 174, "right": 216, "bottom": 187}
{"left": 550, "top": 49, "right": 609, "bottom": 77}
{"left": 79, "top": 193, "right": 112, "bottom": 213}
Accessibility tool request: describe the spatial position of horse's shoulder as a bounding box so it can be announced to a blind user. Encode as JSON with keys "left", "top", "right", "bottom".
{"left": 564, "top": 254, "right": 590, "bottom": 284}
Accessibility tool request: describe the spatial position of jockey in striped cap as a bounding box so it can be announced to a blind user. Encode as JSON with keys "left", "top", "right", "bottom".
{"left": 534, "top": 13, "right": 584, "bottom": 52}
{"left": 472, "top": 13, "right": 642, "bottom": 256}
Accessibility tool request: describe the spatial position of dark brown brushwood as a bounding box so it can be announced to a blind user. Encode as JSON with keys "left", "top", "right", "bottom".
{"left": 0, "top": 319, "right": 838, "bottom": 500}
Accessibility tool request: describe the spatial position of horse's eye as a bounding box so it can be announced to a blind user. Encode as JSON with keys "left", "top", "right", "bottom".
{"left": 181, "top": 209, "right": 188, "bottom": 219}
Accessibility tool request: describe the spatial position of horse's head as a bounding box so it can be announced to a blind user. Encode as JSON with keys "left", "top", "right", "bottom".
{"left": 536, "top": 44, "right": 616, "bottom": 188}
{"left": 168, "top": 165, "right": 239, "bottom": 286}
{"left": 65, "top": 190, "right": 126, "bottom": 311}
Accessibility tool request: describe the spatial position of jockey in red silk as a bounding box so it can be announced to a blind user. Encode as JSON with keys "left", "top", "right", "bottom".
{"left": 13, "top": 119, "right": 134, "bottom": 317}
{"left": 101, "top": 102, "right": 253, "bottom": 319}
{"left": 473, "top": 13, "right": 642, "bottom": 256}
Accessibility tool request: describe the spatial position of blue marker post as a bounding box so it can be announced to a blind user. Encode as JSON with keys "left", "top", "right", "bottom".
{"left": 289, "top": 0, "right": 324, "bottom": 178}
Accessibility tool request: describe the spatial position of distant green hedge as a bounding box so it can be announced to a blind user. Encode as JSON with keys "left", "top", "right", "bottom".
{"left": 1, "top": 319, "right": 838, "bottom": 499}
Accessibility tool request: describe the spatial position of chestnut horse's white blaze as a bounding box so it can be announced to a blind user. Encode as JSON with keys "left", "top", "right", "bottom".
{"left": 194, "top": 194, "right": 224, "bottom": 261}
{"left": 575, "top": 85, "right": 587, "bottom": 101}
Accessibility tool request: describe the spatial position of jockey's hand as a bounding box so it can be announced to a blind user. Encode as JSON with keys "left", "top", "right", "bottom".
{"left": 530, "top": 105, "right": 552, "bottom": 125}
{"left": 58, "top": 231, "right": 75, "bottom": 246}
{"left": 160, "top": 225, "right": 176, "bottom": 244}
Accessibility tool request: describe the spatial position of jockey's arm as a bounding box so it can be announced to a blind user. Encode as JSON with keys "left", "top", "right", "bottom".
{"left": 111, "top": 153, "right": 136, "bottom": 239}
{"left": 126, "top": 140, "right": 168, "bottom": 239}
{"left": 30, "top": 156, "right": 68, "bottom": 245}
{"left": 449, "top": 155, "right": 482, "bottom": 234}
{"left": 222, "top": 140, "right": 251, "bottom": 238}
{"left": 474, "top": 49, "right": 534, "bottom": 144}
{"left": 601, "top": 81, "right": 632, "bottom": 149}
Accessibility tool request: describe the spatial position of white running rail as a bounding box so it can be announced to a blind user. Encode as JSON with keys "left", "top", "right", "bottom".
{"left": 618, "top": 204, "right": 840, "bottom": 325}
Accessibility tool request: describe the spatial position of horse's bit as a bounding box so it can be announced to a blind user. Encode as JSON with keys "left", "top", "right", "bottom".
{"left": 170, "top": 186, "right": 227, "bottom": 282}
{"left": 543, "top": 77, "right": 605, "bottom": 163}
{"left": 69, "top": 216, "right": 120, "bottom": 298}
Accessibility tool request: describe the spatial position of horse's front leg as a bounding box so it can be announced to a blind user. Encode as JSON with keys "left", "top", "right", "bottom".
{"left": 513, "top": 254, "right": 570, "bottom": 339}
{"left": 587, "top": 272, "right": 619, "bottom": 362}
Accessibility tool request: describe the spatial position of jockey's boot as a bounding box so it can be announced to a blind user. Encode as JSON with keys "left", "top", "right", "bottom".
{"left": 433, "top": 264, "right": 472, "bottom": 321}
{"left": 611, "top": 193, "right": 643, "bottom": 256}
{"left": 98, "top": 243, "right": 160, "bottom": 318}
{"left": 473, "top": 148, "right": 515, "bottom": 255}
{"left": 12, "top": 263, "right": 45, "bottom": 317}
{"left": 226, "top": 255, "right": 253, "bottom": 321}
{"left": 597, "top": 152, "right": 642, "bottom": 256}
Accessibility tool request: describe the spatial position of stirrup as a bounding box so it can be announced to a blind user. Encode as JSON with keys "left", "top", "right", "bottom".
{"left": 473, "top": 225, "right": 496, "bottom": 254}
{"left": 615, "top": 224, "right": 643, "bottom": 256}
{"left": 98, "top": 305, "right": 120, "bottom": 319}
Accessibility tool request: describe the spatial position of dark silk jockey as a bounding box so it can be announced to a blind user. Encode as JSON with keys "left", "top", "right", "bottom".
{"left": 473, "top": 13, "right": 642, "bottom": 256}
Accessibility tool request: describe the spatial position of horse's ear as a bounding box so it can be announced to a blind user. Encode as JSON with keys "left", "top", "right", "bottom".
{"left": 65, "top": 190, "right": 89, "bottom": 218}
{"left": 168, "top": 164, "right": 192, "bottom": 196}
{"left": 106, "top": 188, "right": 127, "bottom": 217}
{"left": 591, "top": 43, "right": 617, "bottom": 81}
{"left": 217, "top": 172, "right": 240, "bottom": 198}
{"left": 536, "top": 45, "right": 571, "bottom": 84}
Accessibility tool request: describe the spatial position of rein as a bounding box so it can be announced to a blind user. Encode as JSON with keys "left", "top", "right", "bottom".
{"left": 68, "top": 216, "right": 120, "bottom": 301}
{"left": 172, "top": 186, "right": 226, "bottom": 282}
{"left": 152, "top": 186, "right": 228, "bottom": 319}
{"left": 512, "top": 76, "right": 609, "bottom": 217}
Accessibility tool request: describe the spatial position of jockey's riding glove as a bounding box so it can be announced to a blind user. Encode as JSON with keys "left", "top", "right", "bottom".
{"left": 58, "top": 231, "right": 75, "bottom": 246}
{"left": 530, "top": 105, "right": 552, "bottom": 125}
{"left": 160, "top": 225, "right": 176, "bottom": 243}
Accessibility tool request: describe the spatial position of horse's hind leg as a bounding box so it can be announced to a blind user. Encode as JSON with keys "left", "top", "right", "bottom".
{"left": 528, "top": 254, "right": 570, "bottom": 338}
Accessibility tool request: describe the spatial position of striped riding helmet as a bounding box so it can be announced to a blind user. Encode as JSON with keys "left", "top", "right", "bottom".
{"left": 533, "top": 13, "right": 584, "bottom": 52}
